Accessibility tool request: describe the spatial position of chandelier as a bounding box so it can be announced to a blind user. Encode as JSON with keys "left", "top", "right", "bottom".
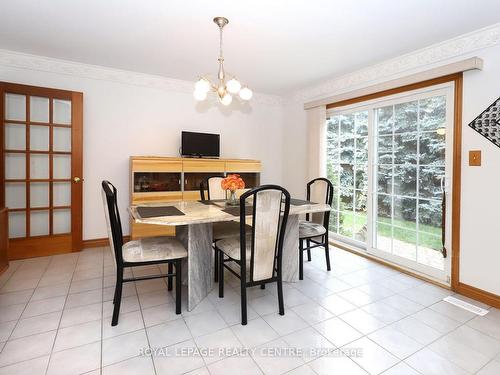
{"left": 193, "top": 17, "right": 252, "bottom": 105}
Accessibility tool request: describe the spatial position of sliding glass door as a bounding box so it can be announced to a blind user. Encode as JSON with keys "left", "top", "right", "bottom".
{"left": 327, "top": 111, "right": 368, "bottom": 245}
{"left": 326, "top": 84, "right": 454, "bottom": 283}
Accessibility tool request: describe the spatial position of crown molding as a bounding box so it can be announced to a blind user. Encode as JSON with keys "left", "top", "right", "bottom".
{"left": 0, "top": 49, "right": 284, "bottom": 106}
{"left": 291, "top": 22, "right": 500, "bottom": 103}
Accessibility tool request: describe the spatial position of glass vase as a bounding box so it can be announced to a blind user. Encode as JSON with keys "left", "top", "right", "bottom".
{"left": 226, "top": 190, "right": 239, "bottom": 206}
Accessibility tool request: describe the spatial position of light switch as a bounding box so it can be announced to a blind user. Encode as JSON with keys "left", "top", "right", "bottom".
{"left": 469, "top": 150, "right": 481, "bottom": 166}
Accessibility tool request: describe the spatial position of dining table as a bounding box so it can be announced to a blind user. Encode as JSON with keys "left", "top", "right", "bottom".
{"left": 129, "top": 198, "right": 330, "bottom": 311}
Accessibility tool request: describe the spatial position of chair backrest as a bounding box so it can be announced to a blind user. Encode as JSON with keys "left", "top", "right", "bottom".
{"left": 306, "top": 178, "right": 334, "bottom": 228}
{"left": 101, "top": 180, "right": 124, "bottom": 266}
{"left": 200, "top": 176, "right": 226, "bottom": 200}
{"left": 240, "top": 185, "right": 291, "bottom": 282}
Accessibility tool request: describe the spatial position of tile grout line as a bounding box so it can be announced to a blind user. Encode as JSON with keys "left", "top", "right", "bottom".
{"left": 43, "top": 250, "right": 84, "bottom": 375}
{"left": 0, "top": 256, "right": 51, "bottom": 369}
{"left": 132, "top": 264, "right": 159, "bottom": 375}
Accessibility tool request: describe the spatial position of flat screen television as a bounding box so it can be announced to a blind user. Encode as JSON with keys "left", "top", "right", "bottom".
{"left": 181, "top": 131, "right": 220, "bottom": 158}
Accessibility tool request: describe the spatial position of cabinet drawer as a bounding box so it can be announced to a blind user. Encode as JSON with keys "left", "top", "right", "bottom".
{"left": 132, "top": 159, "right": 182, "bottom": 172}
{"left": 182, "top": 191, "right": 201, "bottom": 201}
{"left": 132, "top": 191, "right": 182, "bottom": 205}
{"left": 130, "top": 222, "right": 175, "bottom": 239}
{"left": 183, "top": 160, "right": 225, "bottom": 172}
{"left": 225, "top": 161, "right": 261, "bottom": 173}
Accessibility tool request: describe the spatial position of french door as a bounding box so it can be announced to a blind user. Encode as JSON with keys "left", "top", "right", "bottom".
{"left": 0, "top": 82, "right": 83, "bottom": 259}
{"left": 327, "top": 83, "right": 454, "bottom": 283}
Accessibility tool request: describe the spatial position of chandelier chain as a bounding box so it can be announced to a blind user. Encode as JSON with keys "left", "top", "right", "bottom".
{"left": 219, "top": 26, "right": 223, "bottom": 60}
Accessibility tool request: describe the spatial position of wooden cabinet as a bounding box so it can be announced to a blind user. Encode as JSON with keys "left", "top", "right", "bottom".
{"left": 0, "top": 208, "right": 9, "bottom": 274}
{"left": 129, "top": 157, "right": 261, "bottom": 239}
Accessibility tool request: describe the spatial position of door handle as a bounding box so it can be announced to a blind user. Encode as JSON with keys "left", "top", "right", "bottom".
{"left": 73, "top": 177, "right": 83, "bottom": 183}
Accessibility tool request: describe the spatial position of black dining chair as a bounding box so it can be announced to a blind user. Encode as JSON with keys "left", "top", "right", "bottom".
{"left": 215, "top": 185, "right": 291, "bottom": 325}
{"left": 298, "top": 178, "right": 334, "bottom": 280}
{"left": 101, "top": 180, "right": 187, "bottom": 326}
{"left": 200, "top": 176, "right": 248, "bottom": 282}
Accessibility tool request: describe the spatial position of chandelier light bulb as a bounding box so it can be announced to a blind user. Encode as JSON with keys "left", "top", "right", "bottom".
{"left": 193, "top": 88, "right": 208, "bottom": 101}
{"left": 220, "top": 93, "right": 233, "bottom": 106}
{"left": 226, "top": 78, "right": 241, "bottom": 94}
{"left": 195, "top": 78, "right": 210, "bottom": 93}
{"left": 239, "top": 87, "right": 253, "bottom": 101}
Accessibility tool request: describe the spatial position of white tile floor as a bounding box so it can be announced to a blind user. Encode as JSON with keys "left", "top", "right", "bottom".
{"left": 0, "top": 246, "right": 499, "bottom": 374}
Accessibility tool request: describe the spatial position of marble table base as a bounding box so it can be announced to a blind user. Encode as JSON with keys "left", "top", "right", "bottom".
{"left": 281, "top": 215, "right": 300, "bottom": 282}
{"left": 176, "top": 223, "right": 214, "bottom": 311}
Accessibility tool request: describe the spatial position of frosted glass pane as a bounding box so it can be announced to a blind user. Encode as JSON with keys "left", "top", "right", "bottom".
{"left": 8, "top": 211, "right": 26, "bottom": 238}
{"left": 5, "top": 94, "right": 26, "bottom": 121}
{"left": 30, "top": 154, "right": 49, "bottom": 179}
{"left": 53, "top": 154, "right": 71, "bottom": 179}
{"left": 30, "top": 125, "right": 49, "bottom": 151}
{"left": 53, "top": 182, "right": 71, "bottom": 206}
{"left": 53, "top": 127, "right": 71, "bottom": 152}
{"left": 5, "top": 124, "right": 26, "bottom": 150}
{"left": 6, "top": 182, "right": 26, "bottom": 209}
{"left": 30, "top": 96, "right": 49, "bottom": 123}
{"left": 5, "top": 153, "right": 26, "bottom": 179}
{"left": 30, "top": 210, "right": 49, "bottom": 236}
{"left": 53, "top": 209, "right": 71, "bottom": 234}
{"left": 53, "top": 99, "right": 71, "bottom": 125}
{"left": 30, "top": 182, "right": 49, "bottom": 208}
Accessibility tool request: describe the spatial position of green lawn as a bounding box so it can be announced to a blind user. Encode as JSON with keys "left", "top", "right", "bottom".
{"left": 332, "top": 211, "right": 441, "bottom": 249}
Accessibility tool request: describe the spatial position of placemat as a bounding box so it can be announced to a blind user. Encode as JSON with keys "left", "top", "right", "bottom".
{"left": 290, "top": 199, "right": 316, "bottom": 206}
{"left": 222, "top": 205, "right": 253, "bottom": 217}
{"left": 137, "top": 206, "right": 185, "bottom": 219}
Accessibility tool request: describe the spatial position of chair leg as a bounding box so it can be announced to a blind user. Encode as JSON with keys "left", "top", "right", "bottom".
{"left": 214, "top": 247, "right": 219, "bottom": 283}
{"left": 218, "top": 250, "right": 224, "bottom": 298}
{"left": 241, "top": 279, "right": 247, "bottom": 325}
{"left": 324, "top": 235, "right": 331, "bottom": 271}
{"left": 111, "top": 267, "right": 123, "bottom": 326}
{"left": 299, "top": 239, "right": 304, "bottom": 280}
{"left": 175, "top": 260, "right": 182, "bottom": 314}
{"left": 260, "top": 284, "right": 265, "bottom": 290}
{"left": 167, "top": 263, "right": 173, "bottom": 291}
{"left": 277, "top": 279, "right": 285, "bottom": 316}
{"left": 307, "top": 239, "right": 311, "bottom": 261}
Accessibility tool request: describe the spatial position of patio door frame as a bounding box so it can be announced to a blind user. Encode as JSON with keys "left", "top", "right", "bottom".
{"left": 0, "top": 82, "right": 83, "bottom": 259}
{"left": 326, "top": 73, "right": 463, "bottom": 287}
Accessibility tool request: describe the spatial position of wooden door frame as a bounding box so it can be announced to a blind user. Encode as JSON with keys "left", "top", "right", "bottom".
{"left": 327, "top": 73, "right": 463, "bottom": 290}
{"left": 0, "top": 82, "right": 83, "bottom": 258}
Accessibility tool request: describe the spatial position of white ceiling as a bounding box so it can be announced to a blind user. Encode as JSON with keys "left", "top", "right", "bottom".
{"left": 1, "top": 0, "right": 499, "bottom": 95}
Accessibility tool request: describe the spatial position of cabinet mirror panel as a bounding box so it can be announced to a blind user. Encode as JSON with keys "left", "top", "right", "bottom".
{"left": 184, "top": 172, "right": 224, "bottom": 191}
{"left": 134, "top": 172, "right": 181, "bottom": 193}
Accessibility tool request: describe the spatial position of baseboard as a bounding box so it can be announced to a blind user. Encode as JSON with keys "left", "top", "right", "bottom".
{"left": 82, "top": 236, "right": 130, "bottom": 249}
{"left": 455, "top": 282, "right": 500, "bottom": 309}
{"left": 0, "top": 264, "right": 8, "bottom": 276}
{"left": 329, "top": 239, "right": 451, "bottom": 290}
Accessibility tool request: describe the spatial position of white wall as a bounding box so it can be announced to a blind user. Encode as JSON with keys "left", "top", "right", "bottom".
{"left": 0, "top": 60, "right": 285, "bottom": 240}
{"left": 282, "top": 33, "right": 500, "bottom": 295}
{"left": 461, "top": 46, "right": 500, "bottom": 295}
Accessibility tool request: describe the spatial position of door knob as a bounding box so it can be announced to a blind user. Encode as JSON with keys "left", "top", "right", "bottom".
{"left": 73, "top": 177, "right": 83, "bottom": 183}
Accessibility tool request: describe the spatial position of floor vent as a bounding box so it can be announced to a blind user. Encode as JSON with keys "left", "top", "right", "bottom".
{"left": 443, "top": 296, "right": 489, "bottom": 316}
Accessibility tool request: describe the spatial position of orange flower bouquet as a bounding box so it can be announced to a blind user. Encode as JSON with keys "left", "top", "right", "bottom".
{"left": 221, "top": 174, "right": 245, "bottom": 205}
